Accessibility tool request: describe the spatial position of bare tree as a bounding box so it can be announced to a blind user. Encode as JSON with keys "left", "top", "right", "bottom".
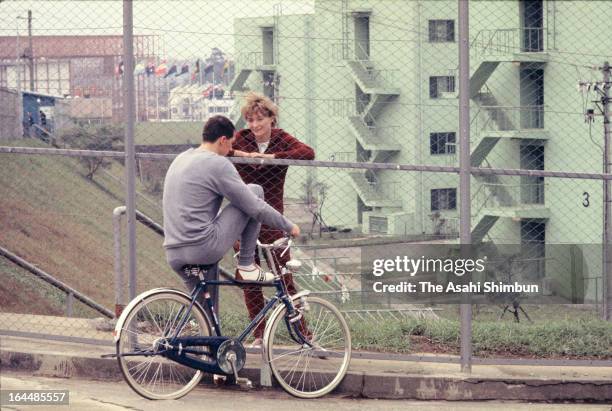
{"left": 58, "top": 124, "right": 123, "bottom": 180}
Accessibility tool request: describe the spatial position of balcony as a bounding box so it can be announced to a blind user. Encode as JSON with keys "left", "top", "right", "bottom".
{"left": 471, "top": 27, "right": 550, "bottom": 58}
{"left": 347, "top": 116, "right": 401, "bottom": 162}
{"left": 471, "top": 182, "right": 550, "bottom": 242}
{"left": 470, "top": 102, "right": 549, "bottom": 167}
{"left": 469, "top": 28, "right": 549, "bottom": 98}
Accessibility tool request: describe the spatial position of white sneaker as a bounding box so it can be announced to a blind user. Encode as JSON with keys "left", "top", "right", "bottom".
{"left": 237, "top": 265, "right": 274, "bottom": 282}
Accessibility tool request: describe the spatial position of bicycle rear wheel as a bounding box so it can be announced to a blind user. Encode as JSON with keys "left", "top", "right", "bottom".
{"left": 264, "top": 296, "right": 351, "bottom": 398}
{"left": 116, "top": 291, "right": 212, "bottom": 400}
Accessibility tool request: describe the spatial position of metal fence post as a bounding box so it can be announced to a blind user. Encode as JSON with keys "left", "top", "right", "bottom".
{"left": 603, "top": 61, "right": 611, "bottom": 321}
{"left": 458, "top": 0, "right": 473, "bottom": 374}
{"left": 123, "top": 0, "right": 138, "bottom": 301}
{"left": 113, "top": 206, "right": 126, "bottom": 317}
{"left": 260, "top": 351, "right": 272, "bottom": 387}
{"left": 65, "top": 291, "right": 74, "bottom": 317}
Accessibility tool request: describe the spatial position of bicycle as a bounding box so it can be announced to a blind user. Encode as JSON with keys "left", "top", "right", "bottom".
{"left": 111, "top": 237, "right": 351, "bottom": 399}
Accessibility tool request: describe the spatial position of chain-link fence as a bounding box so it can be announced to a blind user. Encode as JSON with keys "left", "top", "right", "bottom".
{"left": 1, "top": 0, "right": 611, "bottom": 365}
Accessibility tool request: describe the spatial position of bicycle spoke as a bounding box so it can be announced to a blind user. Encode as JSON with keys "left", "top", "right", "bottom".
{"left": 133, "top": 360, "right": 154, "bottom": 387}
{"left": 267, "top": 297, "right": 351, "bottom": 398}
{"left": 269, "top": 346, "right": 310, "bottom": 362}
{"left": 168, "top": 301, "right": 187, "bottom": 337}
{"left": 298, "top": 350, "right": 312, "bottom": 392}
{"left": 316, "top": 321, "right": 342, "bottom": 347}
{"left": 284, "top": 347, "right": 308, "bottom": 388}
{"left": 117, "top": 292, "right": 209, "bottom": 400}
{"left": 159, "top": 302, "right": 174, "bottom": 338}
{"left": 144, "top": 304, "right": 166, "bottom": 337}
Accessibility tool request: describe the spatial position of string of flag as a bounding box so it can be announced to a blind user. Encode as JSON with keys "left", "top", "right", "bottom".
{"left": 114, "top": 58, "right": 230, "bottom": 80}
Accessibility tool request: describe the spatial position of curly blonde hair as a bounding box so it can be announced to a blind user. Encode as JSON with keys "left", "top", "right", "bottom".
{"left": 241, "top": 92, "right": 278, "bottom": 127}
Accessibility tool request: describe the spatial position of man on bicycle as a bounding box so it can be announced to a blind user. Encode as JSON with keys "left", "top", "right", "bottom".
{"left": 163, "top": 115, "right": 300, "bottom": 307}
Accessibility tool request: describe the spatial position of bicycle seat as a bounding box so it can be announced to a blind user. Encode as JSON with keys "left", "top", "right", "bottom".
{"left": 182, "top": 263, "right": 217, "bottom": 276}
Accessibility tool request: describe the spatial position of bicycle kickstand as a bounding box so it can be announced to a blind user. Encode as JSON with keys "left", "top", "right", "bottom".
{"left": 227, "top": 353, "right": 253, "bottom": 389}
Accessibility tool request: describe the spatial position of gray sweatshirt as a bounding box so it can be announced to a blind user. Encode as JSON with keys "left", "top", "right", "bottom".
{"left": 162, "top": 148, "right": 294, "bottom": 249}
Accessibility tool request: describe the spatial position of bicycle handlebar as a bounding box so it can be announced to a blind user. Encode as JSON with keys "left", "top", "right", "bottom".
{"left": 257, "top": 236, "right": 293, "bottom": 257}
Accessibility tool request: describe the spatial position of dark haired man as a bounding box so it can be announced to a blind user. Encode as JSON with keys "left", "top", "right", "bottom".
{"left": 163, "top": 115, "right": 300, "bottom": 308}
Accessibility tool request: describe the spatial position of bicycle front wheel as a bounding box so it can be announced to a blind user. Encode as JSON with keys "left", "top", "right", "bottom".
{"left": 116, "top": 291, "right": 212, "bottom": 400}
{"left": 264, "top": 296, "right": 351, "bottom": 398}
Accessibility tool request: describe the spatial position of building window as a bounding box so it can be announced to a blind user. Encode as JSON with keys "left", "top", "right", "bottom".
{"left": 429, "top": 20, "right": 455, "bottom": 42}
{"left": 429, "top": 76, "right": 456, "bottom": 98}
{"left": 431, "top": 188, "right": 457, "bottom": 211}
{"left": 430, "top": 132, "right": 456, "bottom": 155}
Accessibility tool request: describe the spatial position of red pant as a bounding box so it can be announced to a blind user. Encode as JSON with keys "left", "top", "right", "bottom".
{"left": 235, "top": 229, "right": 299, "bottom": 339}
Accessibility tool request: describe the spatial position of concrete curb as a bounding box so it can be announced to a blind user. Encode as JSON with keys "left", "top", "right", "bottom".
{"left": 1, "top": 348, "right": 611, "bottom": 402}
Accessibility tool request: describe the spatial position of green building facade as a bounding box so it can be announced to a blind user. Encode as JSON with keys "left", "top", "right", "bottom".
{"left": 231, "top": 0, "right": 611, "bottom": 302}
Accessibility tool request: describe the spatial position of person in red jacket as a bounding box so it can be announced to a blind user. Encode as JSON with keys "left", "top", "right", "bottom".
{"left": 230, "top": 92, "right": 314, "bottom": 347}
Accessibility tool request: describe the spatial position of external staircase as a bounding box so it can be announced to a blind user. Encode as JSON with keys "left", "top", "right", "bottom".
{"left": 467, "top": 28, "right": 551, "bottom": 241}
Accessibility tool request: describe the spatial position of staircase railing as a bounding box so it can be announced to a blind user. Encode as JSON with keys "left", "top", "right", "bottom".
{"left": 329, "top": 151, "right": 356, "bottom": 162}
{"left": 480, "top": 105, "right": 545, "bottom": 131}
{"left": 472, "top": 182, "right": 547, "bottom": 215}
{"left": 367, "top": 124, "right": 400, "bottom": 144}
{"left": 349, "top": 43, "right": 398, "bottom": 90}
{"left": 236, "top": 51, "right": 265, "bottom": 68}
{"left": 470, "top": 27, "right": 546, "bottom": 57}
{"left": 361, "top": 116, "right": 400, "bottom": 146}
{"left": 364, "top": 173, "right": 402, "bottom": 202}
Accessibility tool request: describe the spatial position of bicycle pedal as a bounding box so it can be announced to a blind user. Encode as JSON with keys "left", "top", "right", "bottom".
{"left": 235, "top": 377, "right": 252, "bottom": 389}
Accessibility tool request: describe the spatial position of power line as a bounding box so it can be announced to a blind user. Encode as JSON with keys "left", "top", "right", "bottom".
{"left": 1, "top": 24, "right": 610, "bottom": 64}
{"left": 0, "top": 26, "right": 123, "bottom": 31}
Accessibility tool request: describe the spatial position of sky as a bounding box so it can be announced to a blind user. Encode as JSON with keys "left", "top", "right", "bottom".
{"left": 0, "top": 0, "right": 315, "bottom": 58}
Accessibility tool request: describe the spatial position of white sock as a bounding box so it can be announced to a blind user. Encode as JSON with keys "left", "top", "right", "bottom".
{"left": 237, "top": 264, "right": 256, "bottom": 271}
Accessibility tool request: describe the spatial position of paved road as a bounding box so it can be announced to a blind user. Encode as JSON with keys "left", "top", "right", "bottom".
{"left": 1, "top": 372, "right": 610, "bottom": 411}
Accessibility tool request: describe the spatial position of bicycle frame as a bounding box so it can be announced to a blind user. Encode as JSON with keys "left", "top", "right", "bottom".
{"left": 188, "top": 274, "right": 295, "bottom": 341}
{"left": 152, "top": 243, "right": 309, "bottom": 375}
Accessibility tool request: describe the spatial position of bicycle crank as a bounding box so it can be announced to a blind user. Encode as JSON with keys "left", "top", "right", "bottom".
{"left": 216, "top": 339, "right": 250, "bottom": 386}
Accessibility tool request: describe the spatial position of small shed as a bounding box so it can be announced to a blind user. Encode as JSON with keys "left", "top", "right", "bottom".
{"left": 22, "top": 91, "right": 62, "bottom": 138}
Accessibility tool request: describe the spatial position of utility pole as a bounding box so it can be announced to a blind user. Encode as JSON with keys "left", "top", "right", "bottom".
{"left": 581, "top": 62, "right": 611, "bottom": 321}
{"left": 27, "top": 10, "right": 34, "bottom": 91}
{"left": 15, "top": 16, "right": 23, "bottom": 137}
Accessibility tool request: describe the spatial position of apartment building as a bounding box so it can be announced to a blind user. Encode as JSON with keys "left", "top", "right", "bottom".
{"left": 230, "top": 0, "right": 610, "bottom": 300}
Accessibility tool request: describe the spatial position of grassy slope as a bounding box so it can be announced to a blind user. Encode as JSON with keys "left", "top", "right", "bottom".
{"left": 135, "top": 122, "right": 201, "bottom": 145}
{"left": 0, "top": 140, "right": 180, "bottom": 313}
{"left": 0, "top": 139, "right": 245, "bottom": 319}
